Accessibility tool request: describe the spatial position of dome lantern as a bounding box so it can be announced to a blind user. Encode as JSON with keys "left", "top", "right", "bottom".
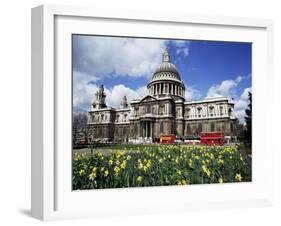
{"left": 163, "top": 48, "right": 170, "bottom": 63}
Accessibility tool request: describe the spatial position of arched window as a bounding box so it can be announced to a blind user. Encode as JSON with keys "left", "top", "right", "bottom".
{"left": 228, "top": 108, "right": 232, "bottom": 116}
{"left": 160, "top": 122, "right": 164, "bottom": 133}
{"left": 230, "top": 123, "right": 234, "bottom": 133}
{"left": 186, "top": 124, "right": 191, "bottom": 135}
{"left": 220, "top": 106, "right": 224, "bottom": 116}
{"left": 185, "top": 108, "right": 190, "bottom": 118}
{"left": 160, "top": 105, "right": 165, "bottom": 115}
{"left": 210, "top": 122, "right": 215, "bottom": 132}
{"left": 146, "top": 104, "right": 151, "bottom": 113}
{"left": 209, "top": 106, "right": 214, "bottom": 116}
{"left": 197, "top": 107, "right": 202, "bottom": 117}
{"left": 198, "top": 123, "right": 202, "bottom": 133}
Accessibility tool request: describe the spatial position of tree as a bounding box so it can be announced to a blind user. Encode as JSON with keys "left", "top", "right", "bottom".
{"left": 244, "top": 92, "right": 252, "bottom": 146}
{"left": 72, "top": 112, "right": 89, "bottom": 145}
{"left": 73, "top": 112, "right": 88, "bottom": 131}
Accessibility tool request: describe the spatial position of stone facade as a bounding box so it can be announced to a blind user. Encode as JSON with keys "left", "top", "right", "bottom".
{"left": 87, "top": 49, "right": 237, "bottom": 143}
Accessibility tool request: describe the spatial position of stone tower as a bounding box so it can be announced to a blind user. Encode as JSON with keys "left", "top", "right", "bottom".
{"left": 92, "top": 85, "right": 107, "bottom": 109}
{"left": 120, "top": 95, "right": 128, "bottom": 108}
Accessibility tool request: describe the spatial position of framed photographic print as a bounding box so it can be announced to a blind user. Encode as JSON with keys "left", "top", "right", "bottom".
{"left": 31, "top": 4, "right": 274, "bottom": 221}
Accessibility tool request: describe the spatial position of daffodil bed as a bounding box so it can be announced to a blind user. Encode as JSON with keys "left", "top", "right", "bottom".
{"left": 72, "top": 145, "right": 251, "bottom": 190}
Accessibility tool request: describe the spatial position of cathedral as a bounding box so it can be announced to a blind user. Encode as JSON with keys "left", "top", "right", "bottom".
{"left": 87, "top": 49, "right": 237, "bottom": 143}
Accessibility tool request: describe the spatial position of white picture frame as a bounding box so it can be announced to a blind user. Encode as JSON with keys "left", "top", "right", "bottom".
{"left": 31, "top": 4, "right": 274, "bottom": 221}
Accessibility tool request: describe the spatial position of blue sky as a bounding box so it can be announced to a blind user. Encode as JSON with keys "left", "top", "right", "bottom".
{"left": 72, "top": 35, "right": 252, "bottom": 122}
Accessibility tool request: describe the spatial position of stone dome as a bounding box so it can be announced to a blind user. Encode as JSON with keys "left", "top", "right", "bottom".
{"left": 151, "top": 48, "right": 182, "bottom": 82}
{"left": 147, "top": 48, "right": 185, "bottom": 100}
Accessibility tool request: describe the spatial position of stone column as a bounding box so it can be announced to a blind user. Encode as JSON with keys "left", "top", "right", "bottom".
{"left": 150, "top": 122, "right": 153, "bottom": 139}
{"left": 145, "top": 122, "right": 148, "bottom": 138}
{"left": 148, "top": 122, "right": 150, "bottom": 138}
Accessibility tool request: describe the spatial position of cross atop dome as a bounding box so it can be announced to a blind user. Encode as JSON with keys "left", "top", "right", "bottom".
{"left": 163, "top": 48, "right": 170, "bottom": 63}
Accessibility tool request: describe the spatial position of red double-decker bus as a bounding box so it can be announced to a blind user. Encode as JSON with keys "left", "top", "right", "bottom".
{"left": 200, "top": 132, "right": 224, "bottom": 145}
{"left": 160, "top": 134, "right": 176, "bottom": 144}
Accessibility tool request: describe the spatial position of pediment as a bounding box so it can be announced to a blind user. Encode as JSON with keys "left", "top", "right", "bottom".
{"left": 140, "top": 95, "right": 158, "bottom": 103}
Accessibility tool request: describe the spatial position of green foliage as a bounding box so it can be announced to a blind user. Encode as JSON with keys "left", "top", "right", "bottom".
{"left": 244, "top": 91, "right": 252, "bottom": 145}
{"left": 72, "top": 145, "right": 251, "bottom": 190}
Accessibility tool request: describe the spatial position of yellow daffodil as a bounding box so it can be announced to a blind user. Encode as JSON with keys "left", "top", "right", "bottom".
{"left": 188, "top": 159, "right": 193, "bottom": 168}
{"left": 143, "top": 165, "right": 148, "bottom": 172}
{"left": 120, "top": 160, "right": 127, "bottom": 169}
{"left": 79, "top": 169, "right": 85, "bottom": 176}
{"left": 89, "top": 171, "right": 97, "bottom": 181}
{"left": 177, "top": 180, "right": 187, "bottom": 185}
{"left": 114, "top": 166, "right": 120, "bottom": 176}
{"left": 138, "top": 162, "right": 143, "bottom": 169}
{"left": 202, "top": 165, "right": 211, "bottom": 177}
{"left": 104, "top": 170, "right": 109, "bottom": 177}
{"left": 235, "top": 173, "right": 242, "bottom": 182}
{"left": 137, "top": 176, "right": 143, "bottom": 182}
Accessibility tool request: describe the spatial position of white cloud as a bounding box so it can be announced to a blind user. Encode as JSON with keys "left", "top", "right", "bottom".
{"left": 236, "top": 75, "right": 243, "bottom": 83}
{"left": 172, "top": 40, "right": 190, "bottom": 57}
{"left": 185, "top": 86, "right": 202, "bottom": 101}
{"left": 240, "top": 87, "right": 252, "bottom": 100}
{"left": 73, "top": 36, "right": 163, "bottom": 112}
{"left": 207, "top": 80, "right": 237, "bottom": 98}
{"left": 234, "top": 87, "right": 252, "bottom": 123}
{"left": 73, "top": 36, "right": 167, "bottom": 79}
{"left": 105, "top": 84, "right": 147, "bottom": 108}
{"left": 206, "top": 75, "right": 245, "bottom": 98}
{"left": 73, "top": 76, "right": 147, "bottom": 112}
{"left": 73, "top": 71, "right": 100, "bottom": 112}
